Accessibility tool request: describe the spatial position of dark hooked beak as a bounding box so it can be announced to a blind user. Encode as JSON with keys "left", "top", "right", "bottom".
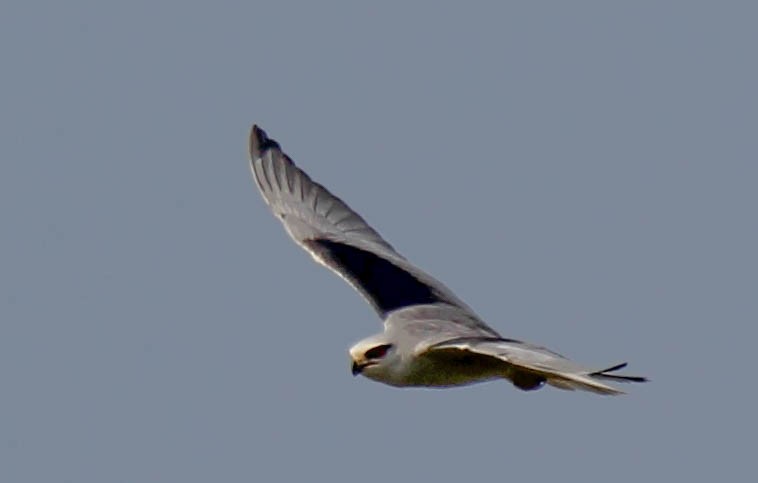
{"left": 351, "top": 361, "right": 364, "bottom": 376}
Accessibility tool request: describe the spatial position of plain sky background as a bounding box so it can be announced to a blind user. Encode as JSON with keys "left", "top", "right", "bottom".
{"left": 2, "top": 1, "right": 756, "bottom": 482}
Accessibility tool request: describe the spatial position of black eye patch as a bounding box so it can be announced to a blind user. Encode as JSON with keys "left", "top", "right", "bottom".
{"left": 364, "top": 344, "right": 392, "bottom": 360}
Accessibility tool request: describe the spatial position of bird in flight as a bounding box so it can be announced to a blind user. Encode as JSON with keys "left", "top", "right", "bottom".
{"left": 249, "top": 125, "right": 646, "bottom": 395}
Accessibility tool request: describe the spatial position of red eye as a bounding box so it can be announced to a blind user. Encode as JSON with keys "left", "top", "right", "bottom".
{"left": 364, "top": 344, "right": 392, "bottom": 360}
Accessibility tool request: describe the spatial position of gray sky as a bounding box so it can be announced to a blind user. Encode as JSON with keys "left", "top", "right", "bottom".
{"left": 2, "top": 1, "right": 756, "bottom": 481}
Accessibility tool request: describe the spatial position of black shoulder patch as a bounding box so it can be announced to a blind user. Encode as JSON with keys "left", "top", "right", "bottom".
{"left": 304, "top": 239, "right": 442, "bottom": 316}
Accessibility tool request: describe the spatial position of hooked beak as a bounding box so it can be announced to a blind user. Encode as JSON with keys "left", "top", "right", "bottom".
{"left": 351, "top": 361, "right": 365, "bottom": 376}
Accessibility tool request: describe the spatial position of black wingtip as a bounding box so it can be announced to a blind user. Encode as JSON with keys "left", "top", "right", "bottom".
{"left": 592, "top": 362, "right": 648, "bottom": 383}
{"left": 249, "top": 124, "right": 281, "bottom": 159}
{"left": 597, "top": 362, "right": 629, "bottom": 373}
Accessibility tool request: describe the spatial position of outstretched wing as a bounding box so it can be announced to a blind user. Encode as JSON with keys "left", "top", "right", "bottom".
{"left": 249, "top": 125, "right": 475, "bottom": 319}
{"left": 422, "top": 337, "right": 647, "bottom": 395}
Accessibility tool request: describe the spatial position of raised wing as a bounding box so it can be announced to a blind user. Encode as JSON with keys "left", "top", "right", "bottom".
{"left": 249, "top": 125, "right": 475, "bottom": 319}
{"left": 421, "top": 337, "right": 647, "bottom": 395}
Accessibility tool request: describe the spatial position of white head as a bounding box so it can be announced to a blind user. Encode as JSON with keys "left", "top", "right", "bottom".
{"left": 349, "top": 333, "right": 402, "bottom": 384}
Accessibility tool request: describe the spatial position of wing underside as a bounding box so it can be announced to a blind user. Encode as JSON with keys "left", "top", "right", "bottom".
{"left": 249, "top": 125, "right": 474, "bottom": 319}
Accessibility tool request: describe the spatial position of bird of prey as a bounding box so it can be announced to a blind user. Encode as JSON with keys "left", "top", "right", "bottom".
{"left": 249, "top": 125, "right": 646, "bottom": 395}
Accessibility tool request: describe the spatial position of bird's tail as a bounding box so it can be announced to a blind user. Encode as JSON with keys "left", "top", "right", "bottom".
{"left": 428, "top": 337, "right": 647, "bottom": 396}
{"left": 540, "top": 362, "right": 648, "bottom": 395}
{"left": 499, "top": 341, "right": 648, "bottom": 395}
